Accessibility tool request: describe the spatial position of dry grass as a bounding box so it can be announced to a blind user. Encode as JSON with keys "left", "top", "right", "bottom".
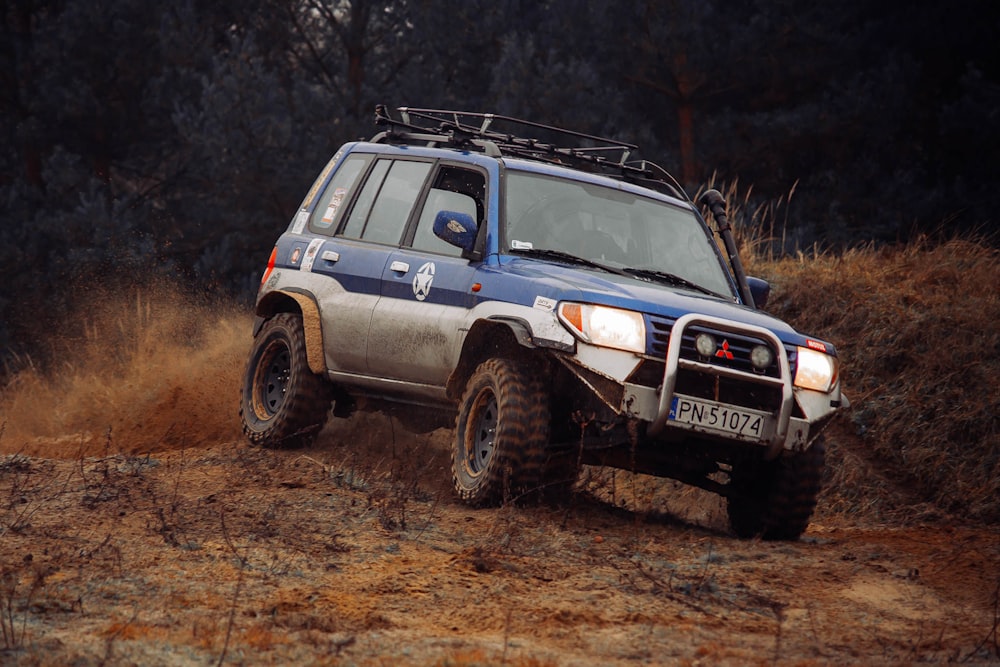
{"left": 761, "top": 238, "right": 1000, "bottom": 523}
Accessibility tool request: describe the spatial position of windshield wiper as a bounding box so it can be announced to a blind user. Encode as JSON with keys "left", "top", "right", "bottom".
{"left": 509, "top": 247, "right": 631, "bottom": 278}
{"left": 622, "top": 268, "right": 724, "bottom": 298}
{"left": 509, "top": 248, "right": 723, "bottom": 298}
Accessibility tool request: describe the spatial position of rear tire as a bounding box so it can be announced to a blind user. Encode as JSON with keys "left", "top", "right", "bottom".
{"left": 240, "top": 313, "right": 331, "bottom": 449}
{"left": 727, "top": 437, "right": 826, "bottom": 540}
{"left": 452, "top": 358, "right": 549, "bottom": 506}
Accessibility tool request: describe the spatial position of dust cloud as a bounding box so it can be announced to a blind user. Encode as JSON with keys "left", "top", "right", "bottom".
{"left": 0, "top": 287, "right": 253, "bottom": 458}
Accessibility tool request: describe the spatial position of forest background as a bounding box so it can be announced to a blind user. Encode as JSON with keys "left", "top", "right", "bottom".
{"left": 1, "top": 0, "right": 998, "bottom": 368}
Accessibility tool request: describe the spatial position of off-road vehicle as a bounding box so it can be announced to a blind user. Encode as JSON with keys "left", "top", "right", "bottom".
{"left": 240, "top": 106, "right": 846, "bottom": 540}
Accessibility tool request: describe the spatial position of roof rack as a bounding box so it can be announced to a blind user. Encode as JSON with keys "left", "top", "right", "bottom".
{"left": 371, "top": 105, "right": 689, "bottom": 201}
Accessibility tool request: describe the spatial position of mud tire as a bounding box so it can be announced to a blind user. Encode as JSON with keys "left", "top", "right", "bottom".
{"left": 452, "top": 358, "right": 549, "bottom": 506}
{"left": 240, "top": 313, "right": 331, "bottom": 449}
{"left": 728, "top": 437, "right": 826, "bottom": 540}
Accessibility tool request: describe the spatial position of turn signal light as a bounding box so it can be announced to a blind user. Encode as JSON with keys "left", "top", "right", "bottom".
{"left": 260, "top": 246, "right": 278, "bottom": 287}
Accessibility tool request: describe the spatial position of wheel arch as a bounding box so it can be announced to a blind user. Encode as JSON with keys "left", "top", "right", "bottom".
{"left": 254, "top": 289, "right": 326, "bottom": 375}
{"left": 446, "top": 318, "right": 547, "bottom": 401}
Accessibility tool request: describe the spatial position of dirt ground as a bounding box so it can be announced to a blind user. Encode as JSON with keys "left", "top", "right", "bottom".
{"left": 1, "top": 413, "right": 999, "bottom": 666}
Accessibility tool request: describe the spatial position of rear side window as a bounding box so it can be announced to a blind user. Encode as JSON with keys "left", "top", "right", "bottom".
{"left": 341, "top": 160, "right": 390, "bottom": 239}
{"left": 341, "top": 159, "right": 432, "bottom": 245}
{"left": 309, "top": 154, "right": 370, "bottom": 233}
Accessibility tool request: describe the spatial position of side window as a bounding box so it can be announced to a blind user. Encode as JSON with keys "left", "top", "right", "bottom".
{"left": 342, "top": 160, "right": 390, "bottom": 239}
{"left": 341, "top": 159, "right": 432, "bottom": 245}
{"left": 410, "top": 166, "right": 486, "bottom": 257}
{"left": 309, "top": 154, "right": 369, "bottom": 233}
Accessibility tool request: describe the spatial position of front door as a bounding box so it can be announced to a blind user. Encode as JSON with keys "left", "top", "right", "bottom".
{"left": 367, "top": 164, "right": 487, "bottom": 385}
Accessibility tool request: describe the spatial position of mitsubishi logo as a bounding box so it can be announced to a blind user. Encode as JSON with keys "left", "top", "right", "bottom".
{"left": 715, "top": 340, "right": 734, "bottom": 359}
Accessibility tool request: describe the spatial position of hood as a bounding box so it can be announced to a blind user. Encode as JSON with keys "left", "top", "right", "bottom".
{"left": 495, "top": 256, "right": 802, "bottom": 340}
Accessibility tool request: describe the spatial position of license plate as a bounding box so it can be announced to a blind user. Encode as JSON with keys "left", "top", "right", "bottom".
{"left": 668, "top": 396, "right": 767, "bottom": 439}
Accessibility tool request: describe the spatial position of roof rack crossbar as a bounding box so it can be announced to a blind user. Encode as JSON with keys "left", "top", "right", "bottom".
{"left": 373, "top": 105, "right": 687, "bottom": 201}
{"left": 399, "top": 106, "right": 638, "bottom": 150}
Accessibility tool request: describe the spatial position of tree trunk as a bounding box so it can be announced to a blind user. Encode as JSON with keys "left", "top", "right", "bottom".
{"left": 673, "top": 52, "right": 699, "bottom": 185}
{"left": 677, "top": 101, "right": 696, "bottom": 185}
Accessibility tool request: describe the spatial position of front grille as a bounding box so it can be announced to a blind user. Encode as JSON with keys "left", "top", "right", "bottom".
{"left": 640, "top": 313, "right": 797, "bottom": 414}
{"left": 647, "top": 314, "right": 673, "bottom": 356}
{"left": 646, "top": 314, "right": 789, "bottom": 379}
{"left": 681, "top": 325, "right": 781, "bottom": 378}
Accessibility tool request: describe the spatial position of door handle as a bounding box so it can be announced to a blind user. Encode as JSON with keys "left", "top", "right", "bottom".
{"left": 390, "top": 260, "right": 410, "bottom": 273}
{"left": 321, "top": 250, "right": 340, "bottom": 262}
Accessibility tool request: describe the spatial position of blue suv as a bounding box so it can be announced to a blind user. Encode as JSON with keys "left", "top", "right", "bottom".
{"left": 240, "top": 107, "right": 846, "bottom": 540}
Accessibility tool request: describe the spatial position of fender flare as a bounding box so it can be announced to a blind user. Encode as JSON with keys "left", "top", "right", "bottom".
{"left": 256, "top": 289, "right": 326, "bottom": 375}
{"left": 445, "top": 317, "right": 540, "bottom": 400}
{"left": 483, "top": 315, "right": 536, "bottom": 348}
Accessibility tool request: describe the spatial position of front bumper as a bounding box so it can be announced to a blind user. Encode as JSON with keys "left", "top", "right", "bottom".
{"left": 621, "top": 313, "right": 834, "bottom": 459}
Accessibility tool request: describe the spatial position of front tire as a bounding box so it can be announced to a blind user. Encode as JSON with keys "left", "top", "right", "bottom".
{"left": 240, "top": 313, "right": 331, "bottom": 448}
{"left": 452, "top": 358, "right": 549, "bottom": 506}
{"left": 727, "top": 437, "right": 826, "bottom": 540}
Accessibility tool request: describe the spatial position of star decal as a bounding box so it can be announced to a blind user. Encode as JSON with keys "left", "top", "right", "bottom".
{"left": 412, "top": 262, "right": 436, "bottom": 301}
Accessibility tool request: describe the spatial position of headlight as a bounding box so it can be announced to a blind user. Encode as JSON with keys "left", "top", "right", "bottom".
{"left": 794, "top": 346, "right": 838, "bottom": 392}
{"left": 558, "top": 303, "right": 645, "bottom": 354}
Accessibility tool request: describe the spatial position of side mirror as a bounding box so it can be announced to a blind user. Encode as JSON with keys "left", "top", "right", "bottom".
{"left": 433, "top": 210, "right": 479, "bottom": 252}
{"left": 747, "top": 276, "right": 770, "bottom": 310}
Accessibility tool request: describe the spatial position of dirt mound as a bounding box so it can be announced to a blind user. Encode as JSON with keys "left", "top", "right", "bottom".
{"left": 761, "top": 237, "right": 1000, "bottom": 523}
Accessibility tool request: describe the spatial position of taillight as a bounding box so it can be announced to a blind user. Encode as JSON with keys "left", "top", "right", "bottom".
{"left": 260, "top": 246, "right": 277, "bottom": 287}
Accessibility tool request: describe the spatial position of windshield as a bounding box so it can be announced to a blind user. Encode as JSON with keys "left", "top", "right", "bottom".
{"left": 504, "top": 171, "right": 737, "bottom": 299}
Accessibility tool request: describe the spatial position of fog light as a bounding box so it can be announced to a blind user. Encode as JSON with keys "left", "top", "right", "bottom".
{"left": 694, "top": 333, "right": 716, "bottom": 357}
{"left": 750, "top": 344, "right": 774, "bottom": 371}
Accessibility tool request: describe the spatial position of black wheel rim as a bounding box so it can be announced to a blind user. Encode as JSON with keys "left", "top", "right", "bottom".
{"left": 466, "top": 389, "right": 498, "bottom": 477}
{"left": 252, "top": 339, "right": 291, "bottom": 420}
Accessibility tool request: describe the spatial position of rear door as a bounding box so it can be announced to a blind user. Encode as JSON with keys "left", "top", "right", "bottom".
{"left": 308, "top": 156, "right": 433, "bottom": 373}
